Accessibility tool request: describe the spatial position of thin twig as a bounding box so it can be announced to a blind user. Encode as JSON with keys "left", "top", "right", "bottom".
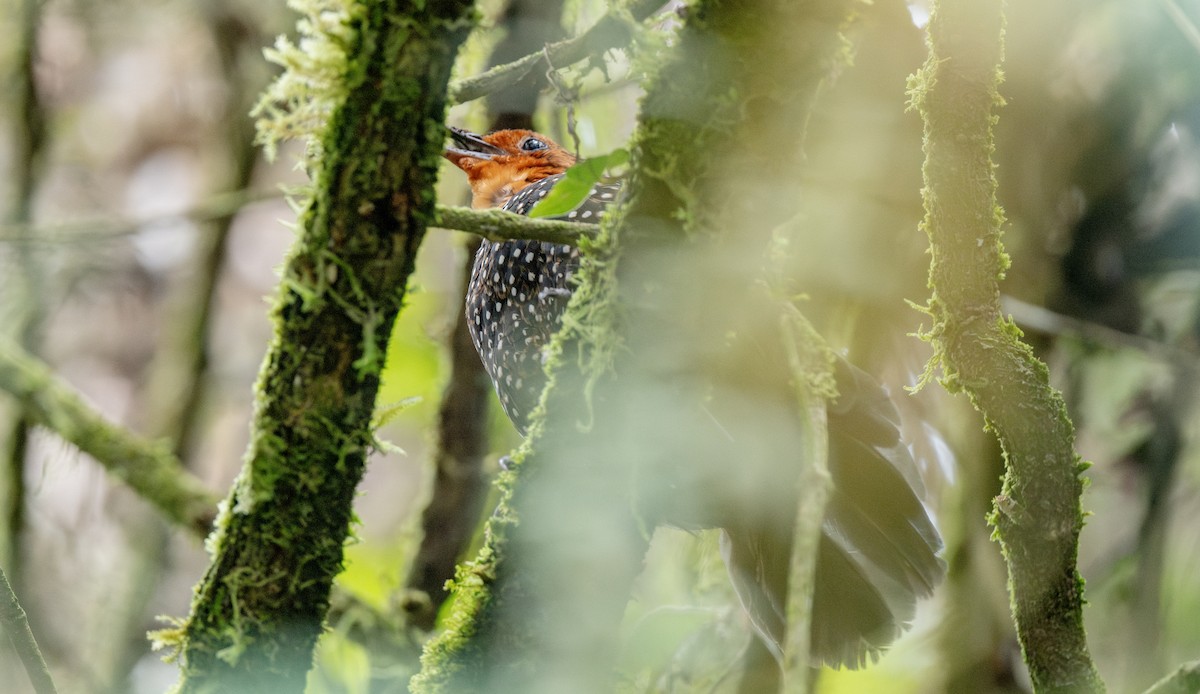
{"left": 0, "top": 189, "right": 279, "bottom": 245}
{"left": 89, "top": 6, "right": 273, "bottom": 691}
{"left": 0, "top": 197, "right": 596, "bottom": 248}
{"left": 1001, "top": 295, "right": 1196, "bottom": 366}
{"left": 1143, "top": 659, "right": 1200, "bottom": 694}
{"left": 0, "top": 564, "right": 58, "bottom": 694}
{"left": 402, "top": 237, "right": 491, "bottom": 631}
{"left": 447, "top": 0, "right": 667, "bottom": 105}
{"left": 779, "top": 306, "right": 832, "bottom": 690}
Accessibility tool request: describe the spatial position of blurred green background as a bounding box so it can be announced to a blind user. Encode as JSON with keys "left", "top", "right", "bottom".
{"left": 2, "top": 0, "right": 1200, "bottom": 692}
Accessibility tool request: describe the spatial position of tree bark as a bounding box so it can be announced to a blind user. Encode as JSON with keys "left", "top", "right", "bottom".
{"left": 912, "top": 1, "right": 1103, "bottom": 692}
{"left": 164, "top": 1, "right": 474, "bottom": 691}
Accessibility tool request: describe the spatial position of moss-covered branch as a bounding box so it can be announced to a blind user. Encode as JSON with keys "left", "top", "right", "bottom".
{"left": 447, "top": 0, "right": 666, "bottom": 105}
{"left": 160, "top": 0, "right": 474, "bottom": 691}
{"left": 0, "top": 334, "right": 392, "bottom": 666}
{"left": 779, "top": 307, "right": 834, "bottom": 693}
{"left": 432, "top": 205, "right": 595, "bottom": 244}
{"left": 0, "top": 339, "right": 217, "bottom": 537}
{"left": 910, "top": 1, "right": 1103, "bottom": 692}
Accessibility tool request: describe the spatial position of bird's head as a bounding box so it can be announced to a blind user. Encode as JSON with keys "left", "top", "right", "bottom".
{"left": 443, "top": 127, "right": 577, "bottom": 209}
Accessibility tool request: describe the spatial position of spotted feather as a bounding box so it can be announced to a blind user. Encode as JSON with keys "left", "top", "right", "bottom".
{"left": 465, "top": 174, "right": 621, "bottom": 429}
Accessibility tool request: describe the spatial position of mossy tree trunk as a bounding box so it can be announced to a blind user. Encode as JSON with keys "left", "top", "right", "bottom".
{"left": 165, "top": 1, "right": 473, "bottom": 691}
{"left": 911, "top": 1, "right": 1103, "bottom": 692}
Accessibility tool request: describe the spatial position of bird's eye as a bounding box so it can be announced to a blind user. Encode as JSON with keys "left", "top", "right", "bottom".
{"left": 520, "top": 137, "right": 547, "bottom": 152}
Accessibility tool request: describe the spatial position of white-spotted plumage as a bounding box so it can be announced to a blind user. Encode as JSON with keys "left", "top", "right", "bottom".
{"left": 466, "top": 174, "right": 620, "bottom": 430}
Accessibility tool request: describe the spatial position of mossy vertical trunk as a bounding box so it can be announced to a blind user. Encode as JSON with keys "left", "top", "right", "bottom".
{"left": 911, "top": 1, "right": 1103, "bottom": 692}
{"left": 166, "top": 1, "right": 473, "bottom": 691}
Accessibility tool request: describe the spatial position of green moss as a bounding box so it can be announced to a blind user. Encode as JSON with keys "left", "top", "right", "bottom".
{"left": 171, "top": 0, "right": 475, "bottom": 691}
{"left": 912, "top": 1, "right": 1102, "bottom": 691}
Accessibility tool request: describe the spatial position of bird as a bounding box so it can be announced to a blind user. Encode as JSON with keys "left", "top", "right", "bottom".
{"left": 443, "top": 126, "right": 620, "bottom": 430}
{"left": 442, "top": 126, "right": 945, "bottom": 673}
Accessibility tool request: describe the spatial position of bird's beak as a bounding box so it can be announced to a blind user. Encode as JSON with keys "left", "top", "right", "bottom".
{"left": 443, "top": 126, "right": 505, "bottom": 164}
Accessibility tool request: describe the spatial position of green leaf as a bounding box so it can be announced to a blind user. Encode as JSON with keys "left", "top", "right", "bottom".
{"left": 528, "top": 149, "right": 628, "bottom": 219}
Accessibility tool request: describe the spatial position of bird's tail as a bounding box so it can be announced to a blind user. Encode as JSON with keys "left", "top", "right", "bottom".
{"left": 723, "top": 358, "right": 945, "bottom": 670}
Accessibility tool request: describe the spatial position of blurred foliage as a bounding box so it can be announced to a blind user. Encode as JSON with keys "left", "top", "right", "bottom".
{"left": 1, "top": 0, "right": 1200, "bottom": 692}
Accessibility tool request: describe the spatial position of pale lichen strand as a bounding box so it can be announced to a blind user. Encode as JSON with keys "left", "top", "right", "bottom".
{"left": 254, "top": 0, "right": 364, "bottom": 162}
